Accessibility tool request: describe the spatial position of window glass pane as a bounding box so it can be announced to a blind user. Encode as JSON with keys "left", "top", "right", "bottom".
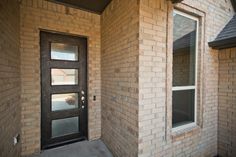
{"left": 52, "top": 117, "right": 79, "bottom": 138}
{"left": 173, "top": 13, "right": 197, "bottom": 86}
{"left": 172, "top": 89, "right": 195, "bottom": 128}
{"left": 51, "top": 93, "right": 78, "bottom": 111}
{"left": 51, "top": 43, "right": 78, "bottom": 61}
{"left": 51, "top": 69, "right": 78, "bottom": 85}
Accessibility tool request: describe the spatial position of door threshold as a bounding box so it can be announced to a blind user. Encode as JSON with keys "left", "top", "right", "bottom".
{"left": 42, "top": 137, "right": 87, "bottom": 150}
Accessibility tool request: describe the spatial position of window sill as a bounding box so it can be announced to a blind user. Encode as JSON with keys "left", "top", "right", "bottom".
{"left": 171, "top": 124, "right": 201, "bottom": 142}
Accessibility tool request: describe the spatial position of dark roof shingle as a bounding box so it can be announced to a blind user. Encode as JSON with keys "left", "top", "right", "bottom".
{"left": 209, "top": 15, "right": 236, "bottom": 49}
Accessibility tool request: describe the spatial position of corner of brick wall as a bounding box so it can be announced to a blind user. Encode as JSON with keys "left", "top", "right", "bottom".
{"left": 101, "top": 0, "right": 140, "bottom": 156}
{"left": 0, "top": 0, "right": 21, "bottom": 157}
{"left": 218, "top": 47, "right": 236, "bottom": 157}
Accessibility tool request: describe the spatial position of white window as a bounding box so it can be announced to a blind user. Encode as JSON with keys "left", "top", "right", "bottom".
{"left": 172, "top": 10, "right": 199, "bottom": 130}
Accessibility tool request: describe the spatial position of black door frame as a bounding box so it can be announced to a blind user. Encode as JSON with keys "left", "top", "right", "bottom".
{"left": 40, "top": 31, "right": 88, "bottom": 149}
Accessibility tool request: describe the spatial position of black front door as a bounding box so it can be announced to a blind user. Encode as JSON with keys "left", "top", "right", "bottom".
{"left": 40, "top": 31, "right": 87, "bottom": 149}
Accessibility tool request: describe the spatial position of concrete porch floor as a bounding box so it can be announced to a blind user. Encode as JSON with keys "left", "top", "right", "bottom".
{"left": 33, "top": 140, "right": 113, "bottom": 157}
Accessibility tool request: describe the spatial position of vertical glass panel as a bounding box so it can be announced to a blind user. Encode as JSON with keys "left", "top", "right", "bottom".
{"left": 52, "top": 117, "right": 79, "bottom": 138}
{"left": 172, "top": 90, "right": 195, "bottom": 128}
{"left": 51, "top": 69, "right": 78, "bottom": 85}
{"left": 51, "top": 43, "right": 78, "bottom": 61}
{"left": 52, "top": 93, "right": 78, "bottom": 111}
{"left": 173, "top": 13, "right": 197, "bottom": 86}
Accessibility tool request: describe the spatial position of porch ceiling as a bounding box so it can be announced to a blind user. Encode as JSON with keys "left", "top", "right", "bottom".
{"left": 171, "top": 0, "right": 183, "bottom": 3}
{"left": 231, "top": 0, "right": 236, "bottom": 11}
{"left": 48, "top": 0, "right": 112, "bottom": 14}
{"left": 48, "top": 0, "right": 235, "bottom": 14}
{"left": 49, "top": 0, "right": 186, "bottom": 14}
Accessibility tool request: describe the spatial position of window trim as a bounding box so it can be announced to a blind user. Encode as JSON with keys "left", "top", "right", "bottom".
{"left": 172, "top": 10, "right": 199, "bottom": 132}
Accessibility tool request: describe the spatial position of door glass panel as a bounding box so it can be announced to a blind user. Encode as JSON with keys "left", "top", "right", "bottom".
{"left": 51, "top": 69, "right": 78, "bottom": 85}
{"left": 51, "top": 43, "right": 78, "bottom": 61}
{"left": 51, "top": 93, "right": 78, "bottom": 111}
{"left": 172, "top": 89, "right": 195, "bottom": 128}
{"left": 52, "top": 117, "right": 79, "bottom": 138}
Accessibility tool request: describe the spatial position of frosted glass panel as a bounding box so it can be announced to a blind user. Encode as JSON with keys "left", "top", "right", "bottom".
{"left": 52, "top": 117, "right": 79, "bottom": 138}
{"left": 51, "top": 69, "right": 78, "bottom": 85}
{"left": 51, "top": 93, "right": 78, "bottom": 111}
{"left": 51, "top": 43, "right": 78, "bottom": 61}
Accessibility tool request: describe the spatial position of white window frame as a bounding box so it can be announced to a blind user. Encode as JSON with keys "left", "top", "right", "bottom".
{"left": 172, "top": 10, "right": 199, "bottom": 132}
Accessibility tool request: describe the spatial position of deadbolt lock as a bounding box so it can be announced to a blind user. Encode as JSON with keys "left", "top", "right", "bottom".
{"left": 81, "top": 90, "right": 85, "bottom": 95}
{"left": 81, "top": 96, "right": 85, "bottom": 101}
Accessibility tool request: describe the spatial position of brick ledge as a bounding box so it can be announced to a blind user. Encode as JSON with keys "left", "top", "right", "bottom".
{"left": 171, "top": 125, "right": 201, "bottom": 142}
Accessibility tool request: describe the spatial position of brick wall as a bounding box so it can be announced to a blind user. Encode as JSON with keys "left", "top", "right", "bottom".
{"left": 218, "top": 48, "right": 236, "bottom": 157}
{"left": 12, "top": 0, "right": 235, "bottom": 156}
{"left": 138, "top": 0, "right": 234, "bottom": 156}
{"left": 0, "top": 0, "right": 21, "bottom": 157}
{"left": 101, "top": 0, "right": 139, "bottom": 156}
{"left": 139, "top": 1, "right": 169, "bottom": 156}
{"left": 20, "top": 0, "right": 101, "bottom": 156}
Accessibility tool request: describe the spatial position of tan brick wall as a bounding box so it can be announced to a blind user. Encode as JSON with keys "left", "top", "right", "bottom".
{"left": 20, "top": 0, "right": 101, "bottom": 156}
{"left": 139, "top": 1, "right": 169, "bottom": 156}
{"left": 0, "top": 0, "right": 21, "bottom": 157}
{"left": 101, "top": 0, "right": 140, "bottom": 156}
{"left": 218, "top": 48, "right": 236, "bottom": 157}
{"left": 15, "top": 0, "right": 235, "bottom": 156}
{"left": 138, "top": 0, "right": 234, "bottom": 156}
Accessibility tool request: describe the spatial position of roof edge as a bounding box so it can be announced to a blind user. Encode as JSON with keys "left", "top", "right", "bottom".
{"left": 209, "top": 37, "right": 236, "bottom": 49}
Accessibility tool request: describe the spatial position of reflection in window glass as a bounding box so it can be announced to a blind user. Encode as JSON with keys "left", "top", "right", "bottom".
{"left": 172, "top": 90, "right": 195, "bottom": 127}
{"left": 51, "top": 69, "right": 78, "bottom": 85}
{"left": 172, "top": 11, "right": 198, "bottom": 128}
{"left": 51, "top": 43, "right": 78, "bottom": 61}
{"left": 173, "top": 13, "right": 197, "bottom": 87}
{"left": 51, "top": 93, "right": 78, "bottom": 111}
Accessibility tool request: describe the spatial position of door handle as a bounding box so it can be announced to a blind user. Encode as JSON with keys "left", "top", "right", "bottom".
{"left": 81, "top": 90, "right": 85, "bottom": 109}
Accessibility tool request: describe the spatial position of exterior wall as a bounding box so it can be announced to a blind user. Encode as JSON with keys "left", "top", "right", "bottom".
{"left": 218, "top": 48, "right": 236, "bottom": 157}
{"left": 101, "top": 0, "right": 139, "bottom": 156}
{"left": 138, "top": 0, "right": 234, "bottom": 156}
{"left": 5, "top": 0, "right": 233, "bottom": 157}
{"left": 20, "top": 0, "right": 101, "bottom": 156}
{"left": 139, "top": 1, "right": 170, "bottom": 156}
{"left": 0, "top": 0, "right": 21, "bottom": 157}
